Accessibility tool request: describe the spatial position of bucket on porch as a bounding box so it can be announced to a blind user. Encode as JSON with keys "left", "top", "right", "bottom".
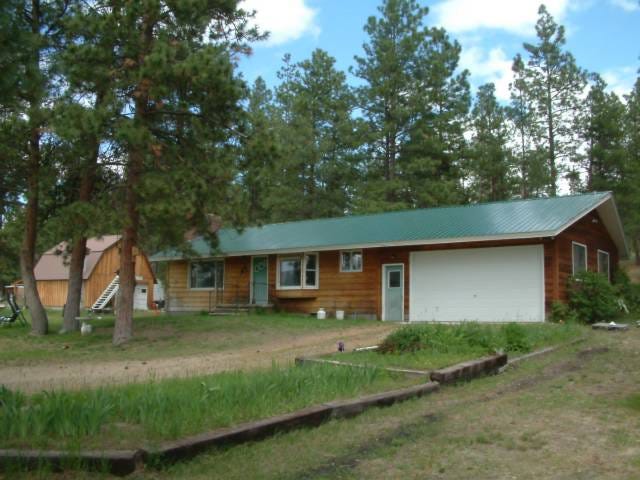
{"left": 335, "top": 310, "right": 345, "bottom": 320}
{"left": 317, "top": 308, "right": 326, "bottom": 320}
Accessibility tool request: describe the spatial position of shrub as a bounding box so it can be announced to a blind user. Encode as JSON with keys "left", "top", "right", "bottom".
{"left": 500, "top": 323, "right": 531, "bottom": 353}
{"left": 379, "top": 325, "right": 426, "bottom": 353}
{"left": 567, "top": 271, "right": 619, "bottom": 323}
{"left": 548, "top": 301, "right": 578, "bottom": 324}
{"left": 613, "top": 269, "right": 640, "bottom": 314}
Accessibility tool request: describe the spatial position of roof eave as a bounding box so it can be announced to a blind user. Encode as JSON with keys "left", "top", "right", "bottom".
{"left": 150, "top": 230, "right": 556, "bottom": 261}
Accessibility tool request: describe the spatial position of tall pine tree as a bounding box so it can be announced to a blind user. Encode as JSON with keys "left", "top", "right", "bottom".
{"left": 515, "top": 5, "right": 587, "bottom": 196}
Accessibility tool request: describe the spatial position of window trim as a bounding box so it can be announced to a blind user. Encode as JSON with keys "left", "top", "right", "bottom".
{"left": 188, "top": 259, "right": 225, "bottom": 290}
{"left": 597, "top": 249, "right": 610, "bottom": 281}
{"left": 339, "top": 250, "right": 363, "bottom": 273}
{"left": 276, "top": 253, "right": 319, "bottom": 290}
{"left": 571, "top": 241, "right": 588, "bottom": 276}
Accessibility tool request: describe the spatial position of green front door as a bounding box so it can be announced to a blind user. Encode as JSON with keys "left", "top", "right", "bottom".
{"left": 251, "top": 256, "right": 268, "bottom": 305}
{"left": 383, "top": 264, "right": 404, "bottom": 321}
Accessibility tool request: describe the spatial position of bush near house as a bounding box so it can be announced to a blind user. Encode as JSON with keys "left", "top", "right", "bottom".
{"left": 567, "top": 272, "right": 620, "bottom": 323}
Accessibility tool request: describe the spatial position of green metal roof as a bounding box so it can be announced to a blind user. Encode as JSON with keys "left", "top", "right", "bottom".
{"left": 151, "top": 192, "right": 618, "bottom": 260}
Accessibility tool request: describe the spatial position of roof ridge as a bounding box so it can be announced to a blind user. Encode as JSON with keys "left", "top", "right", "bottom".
{"left": 218, "top": 191, "right": 612, "bottom": 232}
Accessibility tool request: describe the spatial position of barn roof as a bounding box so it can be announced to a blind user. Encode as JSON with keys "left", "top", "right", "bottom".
{"left": 150, "top": 192, "right": 627, "bottom": 260}
{"left": 34, "top": 235, "right": 121, "bottom": 281}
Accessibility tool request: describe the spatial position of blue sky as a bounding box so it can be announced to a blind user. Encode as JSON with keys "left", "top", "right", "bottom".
{"left": 239, "top": 0, "right": 640, "bottom": 101}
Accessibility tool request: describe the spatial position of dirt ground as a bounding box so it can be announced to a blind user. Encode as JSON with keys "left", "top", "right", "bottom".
{"left": 0, "top": 324, "right": 395, "bottom": 392}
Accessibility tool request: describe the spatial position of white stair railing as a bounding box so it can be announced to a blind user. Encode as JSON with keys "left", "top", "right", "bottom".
{"left": 91, "top": 275, "right": 119, "bottom": 311}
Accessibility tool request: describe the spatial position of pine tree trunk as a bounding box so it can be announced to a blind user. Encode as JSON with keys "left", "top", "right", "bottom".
{"left": 62, "top": 91, "right": 103, "bottom": 332}
{"left": 113, "top": 11, "right": 150, "bottom": 344}
{"left": 61, "top": 237, "right": 86, "bottom": 332}
{"left": 22, "top": 128, "right": 48, "bottom": 335}
{"left": 546, "top": 77, "right": 557, "bottom": 196}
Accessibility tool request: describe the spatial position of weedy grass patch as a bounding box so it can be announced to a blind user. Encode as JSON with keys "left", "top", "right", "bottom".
{"left": 0, "top": 363, "right": 413, "bottom": 451}
{"left": 326, "top": 322, "right": 584, "bottom": 370}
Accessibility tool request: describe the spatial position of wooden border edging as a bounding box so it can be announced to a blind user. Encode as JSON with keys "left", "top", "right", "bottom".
{"left": 504, "top": 337, "right": 587, "bottom": 370}
{"left": 0, "top": 449, "right": 143, "bottom": 477}
{"left": 152, "top": 404, "right": 333, "bottom": 463}
{"left": 0, "top": 348, "right": 524, "bottom": 475}
{"left": 430, "top": 354, "right": 507, "bottom": 384}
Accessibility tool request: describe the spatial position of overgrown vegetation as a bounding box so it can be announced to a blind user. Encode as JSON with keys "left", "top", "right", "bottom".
{"left": 0, "top": 364, "right": 410, "bottom": 450}
{"left": 327, "top": 323, "right": 582, "bottom": 371}
{"left": 567, "top": 272, "right": 622, "bottom": 323}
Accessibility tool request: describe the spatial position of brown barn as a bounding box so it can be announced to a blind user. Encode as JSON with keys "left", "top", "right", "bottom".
{"left": 33, "top": 235, "right": 156, "bottom": 310}
{"left": 151, "top": 192, "right": 627, "bottom": 322}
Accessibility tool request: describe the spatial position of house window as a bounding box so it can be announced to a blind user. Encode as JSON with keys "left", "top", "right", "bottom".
{"left": 340, "top": 250, "right": 363, "bottom": 272}
{"left": 189, "top": 260, "right": 224, "bottom": 289}
{"left": 597, "top": 250, "right": 610, "bottom": 281}
{"left": 572, "top": 242, "right": 587, "bottom": 276}
{"left": 277, "top": 253, "right": 318, "bottom": 289}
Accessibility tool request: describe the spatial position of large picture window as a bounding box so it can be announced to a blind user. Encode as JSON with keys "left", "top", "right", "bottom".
{"left": 189, "top": 260, "right": 224, "bottom": 289}
{"left": 572, "top": 242, "right": 587, "bottom": 276}
{"left": 340, "top": 250, "right": 363, "bottom": 272}
{"left": 277, "top": 253, "right": 318, "bottom": 289}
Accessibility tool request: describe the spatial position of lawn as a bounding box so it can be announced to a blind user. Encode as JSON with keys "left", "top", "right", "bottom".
{"left": 324, "top": 322, "right": 585, "bottom": 371}
{"left": 11, "top": 323, "right": 640, "bottom": 479}
{"left": 0, "top": 309, "right": 381, "bottom": 366}
{"left": 0, "top": 363, "right": 417, "bottom": 451}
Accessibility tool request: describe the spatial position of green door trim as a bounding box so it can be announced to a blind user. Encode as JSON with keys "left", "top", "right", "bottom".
{"left": 382, "top": 263, "right": 404, "bottom": 321}
{"left": 251, "top": 256, "right": 269, "bottom": 305}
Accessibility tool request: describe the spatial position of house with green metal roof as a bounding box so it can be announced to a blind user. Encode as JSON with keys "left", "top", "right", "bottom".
{"left": 151, "top": 191, "right": 627, "bottom": 322}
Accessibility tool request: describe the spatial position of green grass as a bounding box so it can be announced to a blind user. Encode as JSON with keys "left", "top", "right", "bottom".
{"left": 0, "top": 363, "right": 415, "bottom": 451}
{"left": 0, "top": 309, "right": 378, "bottom": 366}
{"left": 325, "top": 322, "right": 584, "bottom": 370}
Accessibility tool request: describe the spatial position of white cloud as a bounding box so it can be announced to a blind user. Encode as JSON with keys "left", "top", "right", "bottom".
{"left": 610, "top": 0, "right": 640, "bottom": 11}
{"left": 242, "top": 0, "right": 320, "bottom": 46}
{"left": 433, "top": 0, "right": 573, "bottom": 35}
{"left": 459, "top": 46, "right": 514, "bottom": 101}
{"left": 602, "top": 66, "right": 638, "bottom": 97}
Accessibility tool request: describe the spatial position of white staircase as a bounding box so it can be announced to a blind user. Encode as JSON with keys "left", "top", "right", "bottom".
{"left": 91, "top": 275, "right": 119, "bottom": 311}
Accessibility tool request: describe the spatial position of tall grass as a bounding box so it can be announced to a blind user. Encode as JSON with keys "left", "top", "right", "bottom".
{"left": 0, "top": 363, "right": 405, "bottom": 450}
{"left": 379, "top": 322, "right": 581, "bottom": 355}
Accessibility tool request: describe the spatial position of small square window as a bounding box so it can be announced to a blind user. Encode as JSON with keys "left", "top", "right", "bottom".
{"left": 340, "top": 250, "right": 363, "bottom": 272}
{"left": 388, "top": 270, "right": 401, "bottom": 288}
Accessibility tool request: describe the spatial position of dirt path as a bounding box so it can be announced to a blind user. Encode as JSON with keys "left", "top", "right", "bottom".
{"left": 0, "top": 324, "right": 395, "bottom": 393}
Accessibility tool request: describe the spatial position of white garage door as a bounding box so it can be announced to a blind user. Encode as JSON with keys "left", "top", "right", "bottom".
{"left": 409, "top": 245, "right": 544, "bottom": 322}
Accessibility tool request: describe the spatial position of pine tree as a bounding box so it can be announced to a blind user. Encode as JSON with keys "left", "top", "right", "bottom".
{"left": 53, "top": 2, "right": 118, "bottom": 332}
{"left": 517, "top": 5, "right": 587, "bottom": 196}
{"left": 577, "top": 74, "right": 626, "bottom": 192}
{"left": 76, "top": 1, "right": 262, "bottom": 345}
{"left": 466, "top": 83, "right": 515, "bottom": 202}
{"left": 622, "top": 76, "right": 640, "bottom": 264}
{"left": 402, "top": 27, "right": 470, "bottom": 208}
{"left": 240, "top": 77, "right": 280, "bottom": 224}
{"left": 353, "top": 0, "right": 469, "bottom": 211}
{"left": 509, "top": 55, "right": 549, "bottom": 198}
{"left": 352, "top": 0, "right": 431, "bottom": 209}
{"left": 0, "top": 0, "right": 71, "bottom": 334}
{"left": 271, "top": 50, "right": 360, "bottom": 220}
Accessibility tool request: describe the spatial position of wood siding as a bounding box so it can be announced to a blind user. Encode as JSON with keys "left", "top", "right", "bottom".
{"left": 35, "top": 243, "right": 156, "bottom": 309}
{"left": 552, "top": 210, "right": 618, "bottom": 303}
{"left": 165, "top": 257, "right": 250, "bottom": 312}
{"left": 164, "top": 211, "right": 619, "bottom": 320}
{"left": 35, "top": 280, "right": 69, "bottom": 308}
